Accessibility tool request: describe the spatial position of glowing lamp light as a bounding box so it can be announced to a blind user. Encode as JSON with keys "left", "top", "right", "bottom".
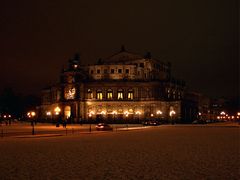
{"left": 3, "top": 115, "right": 7, "bottom": 118}
{"left": 54, "top": 107, "right": 61, "bottom": 115}
{"left": 135, "top": 111, "right": 141, "bottom": 115}
{"left": 217, "top": 116, "right": 220, "bottom": 119}
{"left": 151, "top": 114, "right": 154, "bottom": 117}
{"left": 169, "top": 110, "right": 176, "bottom": 117}
{"left": 90, "top": 111, "right": 95, "bottom": 115}
{"left": 124, "top": 111, "right": 129, "bottom": 117}
{"left": 46, "top": 111, "right": 52, "bottom": 116}
{"left": 101, "top": 111, "right": 106, "bottom": 115}
{"left": 220, "top": 111, "right": 226, "bottom": 115}
{"left": 27, "top": 111, "right": 36, "bottom": 118}
{"left": 237, "top": 112, "right": 240, "bottom": 116}
{"left": 156, "top": 110, "right": 162, "bottom": 115}
{"left": 112, "top": 111, "right": 117, "bottom": 115}
{"left": 31, "top": 112, "right": 36, "bottom": 117}
{"left": 198, "top": 112, "right": 202, "bottom": 116}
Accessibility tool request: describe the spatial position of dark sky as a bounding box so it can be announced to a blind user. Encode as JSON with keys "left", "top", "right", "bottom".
{"left": 0, "top": 0, "right": 238, "bottom": 98}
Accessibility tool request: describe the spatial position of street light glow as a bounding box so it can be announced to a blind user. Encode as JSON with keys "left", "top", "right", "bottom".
{"left": 135, "top": 111, "right": 141, "bottom": 115}
{"left": 156, "top": 110, "right": 162, "bottom": 115}
{"left": 220, "top": 111, "right": 226, "bottom": 115}
{"left": 54, "top": 107, "right": 61, "bottom": 115}
{"left": 169, "top": 110, "right": 176, "bottom": 117}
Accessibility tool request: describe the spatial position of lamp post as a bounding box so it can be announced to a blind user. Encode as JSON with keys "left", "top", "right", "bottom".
{"left": 89, "top": 113, "right": 92, "bottom": 132}
{"left": 169, "top": 110, "right": 176, "bottom": 125}
{"left": 156, "top": 110, "right": 162, "bottom": 123}
{"left": 112, "top": 111, "right": 117, "bottom": 123}
{"left": 54, "top": 107, "right": 61, "bottom": 126}
{"left": 124, "top": 111, "right": 129, "bottom": 130}
{"left": 135, "top": 111, "right": 141, "bottom": 124}
{"left": 28, "top": 111, "right": 36, "bottom": 135}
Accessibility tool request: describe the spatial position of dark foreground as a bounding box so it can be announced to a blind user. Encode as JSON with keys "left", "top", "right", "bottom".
{"left": 0, "top": 125, "right": 239, "bottom": 179}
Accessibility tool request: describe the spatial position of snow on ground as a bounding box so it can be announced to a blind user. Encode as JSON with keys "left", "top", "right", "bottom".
{"left": 0, "top": 126, "right": 239, "bottom": 180}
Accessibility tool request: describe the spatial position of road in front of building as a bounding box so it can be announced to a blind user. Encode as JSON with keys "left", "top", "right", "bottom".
{"left": 0, "top": 122, "right": 149, "bottom": 137}
{"left": 0, "top": 125, "right": 239, "bottom": 179}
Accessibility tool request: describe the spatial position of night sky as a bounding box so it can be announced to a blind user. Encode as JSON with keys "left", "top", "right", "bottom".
{"left": 0, "top": 0, "right": 238, "bottom": 98}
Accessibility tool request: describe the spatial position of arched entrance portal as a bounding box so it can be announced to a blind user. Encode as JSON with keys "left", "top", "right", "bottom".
{"left": 64, "top": 106, "right": 71, "bottom": 119}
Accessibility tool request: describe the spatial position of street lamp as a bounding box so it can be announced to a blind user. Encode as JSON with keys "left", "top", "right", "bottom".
{"left": 112, "top": 111, "right": 117, "bottom": 122}
{"left": 124, "top": 111, "right": 129, "bottom": 129}
{"left": 54, "top": 107, "right": 61, "bottom": 115}
{"left": 135, "top": 111, "right": 141, "bottom": 124}
{"left": 156, "top": 110, "right": 162, "bottom": 123}
{"left": 27, "top": 111, "right": 36, "bottom": 135}
{"left": 89, "top": 113, "right": 92, "bottom": 132}
{"left": 169, "top": 110, "right": 176, "bottom": 125}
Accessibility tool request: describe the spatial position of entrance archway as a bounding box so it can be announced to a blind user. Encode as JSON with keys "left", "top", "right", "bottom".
{"left": 64, "top": 106, "right": 71, "bottom": 119}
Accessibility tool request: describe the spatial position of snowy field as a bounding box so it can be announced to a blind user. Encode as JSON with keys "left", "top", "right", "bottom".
{"left": 0, "top": 125, "right": 239, "bottom": 179}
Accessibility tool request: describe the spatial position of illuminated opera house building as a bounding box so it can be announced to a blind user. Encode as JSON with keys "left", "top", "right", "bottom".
{"left": 39, "top": 47, "right": 189, "bottom": 123}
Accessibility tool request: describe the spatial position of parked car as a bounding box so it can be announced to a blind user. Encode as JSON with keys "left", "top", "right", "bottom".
{"left": 143, "top": 120, "right": 160, "bottom": 126}
{"left": 96, "top": 123, "right": 113, "bottom": 131}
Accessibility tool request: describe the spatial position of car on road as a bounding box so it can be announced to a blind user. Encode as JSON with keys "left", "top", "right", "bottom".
{"left": 96, "top": 123, "right": 113, "bottom": 131}
{"left": 143, "top": 120, "right": 160, "bottom": 126}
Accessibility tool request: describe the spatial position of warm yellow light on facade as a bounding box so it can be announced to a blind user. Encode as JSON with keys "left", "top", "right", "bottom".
{"left": 46, "top": 111, "right": 52, "bottom": 116}
{"left": 112, "top": 111, "right": 117, "bottom": 115}
{"left": 156, "top": 110, "right": 162, "bottom": 115}
{"left": 151, "top": 113, "right": 154, "bottom": 117}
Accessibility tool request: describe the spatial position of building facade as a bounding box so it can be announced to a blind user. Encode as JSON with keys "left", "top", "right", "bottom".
{"left": 38, "top": 47, "right": 187, "bottom": 123}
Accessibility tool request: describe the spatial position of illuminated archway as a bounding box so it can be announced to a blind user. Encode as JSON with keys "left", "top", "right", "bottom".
{"left": 64, "top": 106, "right": 71, "bottom": 119}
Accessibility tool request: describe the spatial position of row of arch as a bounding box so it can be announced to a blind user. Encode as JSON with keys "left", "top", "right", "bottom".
{"left": 87, "top": 89, "right": 134, "bottom": 100}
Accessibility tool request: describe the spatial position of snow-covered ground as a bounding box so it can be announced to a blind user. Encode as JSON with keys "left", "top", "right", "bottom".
{"left": 0, "top": 125, "right": 239, "bottom": 179}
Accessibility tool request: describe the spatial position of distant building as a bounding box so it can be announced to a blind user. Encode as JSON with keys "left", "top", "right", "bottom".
{"left": 38, "top": 47, "right": 193, "bottom": 123}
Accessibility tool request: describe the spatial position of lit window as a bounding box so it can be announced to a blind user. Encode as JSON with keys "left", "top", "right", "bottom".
{"left": 97, "top": 90, "right": 103, "bottom": 100}
{"left": 128, "top": 89, "right": 134, "bottom": 100}
{"left": 167, "top": 89, "right": 170, "bottom": 98}
{"left": 87, "top": 89, "right": 93, "bottom": 99}
{"left": 107, "top": 89, "right": 113, "bottom": 100}
{"left": 117, "top": 89, "right": 123, "bottom": 100}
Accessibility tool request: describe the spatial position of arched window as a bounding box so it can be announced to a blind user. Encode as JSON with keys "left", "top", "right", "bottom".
{"left": 107, "top": 89, "right": 113, "bottom": 100}
{"left": 96, "top": 90, "right": 103, "bottom": 100}
{"left": 117, "top": 89, "right": 124, "bottom": 100}
{"left": 87, "top": 89, "right": 93, "bottom": 99}
{"left": 128, "top": 89, "right": 134, "bottom": 100}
